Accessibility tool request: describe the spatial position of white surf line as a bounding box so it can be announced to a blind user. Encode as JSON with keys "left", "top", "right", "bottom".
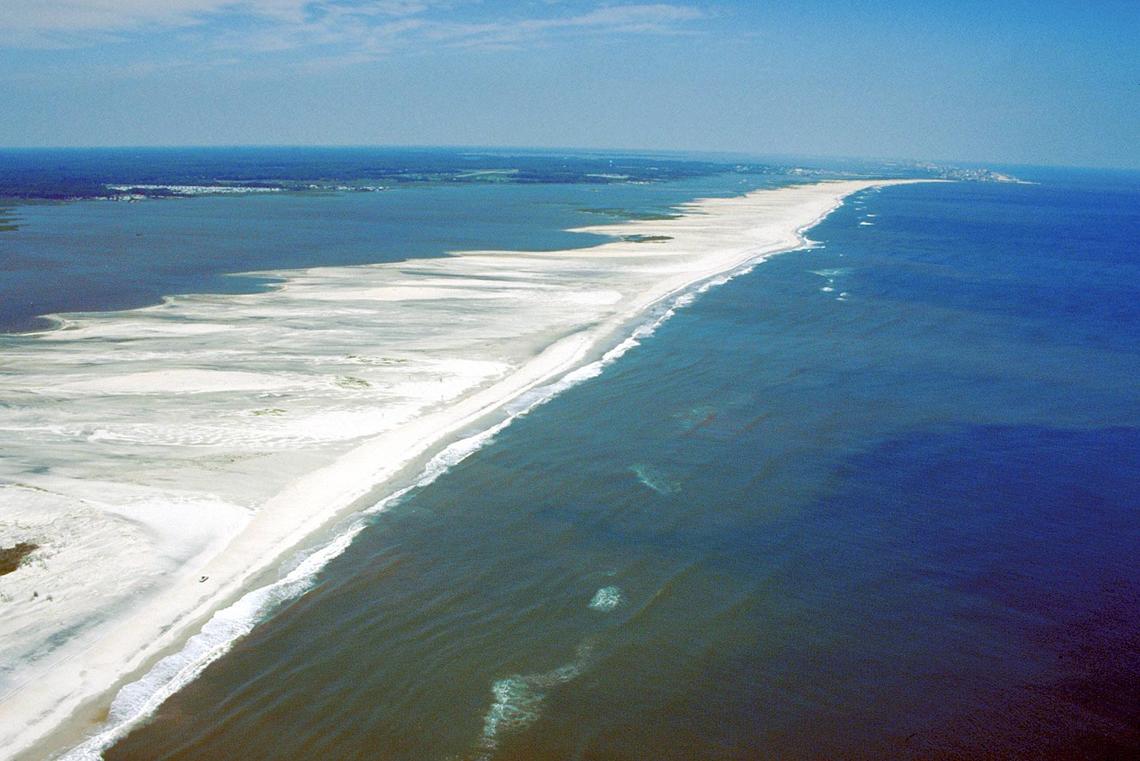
{"left": 62, "top": 314, "right": 653, "bottom": 761}
{"left": 56, "top": 260, "right": 731, "bottom": 761}
{"left": 1, "top": 179, "right": 934, "bottom": 761}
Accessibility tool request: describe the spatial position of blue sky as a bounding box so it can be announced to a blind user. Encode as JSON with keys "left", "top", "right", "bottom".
{"left": 1, "top": 1, "right": 1137, "bottom": 168}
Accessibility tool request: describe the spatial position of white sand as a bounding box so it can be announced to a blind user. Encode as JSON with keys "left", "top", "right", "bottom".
{"left": 0, "top": 179, "right": 930, "bottom": 759}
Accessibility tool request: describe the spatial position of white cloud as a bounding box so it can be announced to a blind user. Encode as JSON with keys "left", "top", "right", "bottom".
{"left": 1, "top": 1, "right": 707, "bottom": 53}
{"left": 418, "top": 4, "right": 706, "bottom": 48}
{"left": 2, "top": 1, "right": 292, "bottom": 33}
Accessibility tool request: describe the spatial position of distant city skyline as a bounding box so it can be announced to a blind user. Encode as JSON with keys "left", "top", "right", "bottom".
{"left": 2, "top": 1, "right": 1137, "bottom": 169}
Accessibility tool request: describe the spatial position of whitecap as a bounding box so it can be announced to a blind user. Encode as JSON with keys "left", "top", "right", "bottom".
{"left": 588, "top": 586, "right": 623, "bottom": 612}
{"left": 630, "top": 463, "right": 680, "bottom": 495}
{"left": 473, "top": 640, "right": 593, "bottom": 759}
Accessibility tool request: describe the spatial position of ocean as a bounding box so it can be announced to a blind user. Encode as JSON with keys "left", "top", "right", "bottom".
{"left": 1, "top": 151, "right": 1137, "bottom": 759}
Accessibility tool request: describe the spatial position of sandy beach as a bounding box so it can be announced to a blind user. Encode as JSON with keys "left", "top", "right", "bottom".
{"left": 0, "top": 179, "right": 928, "bottom": 760}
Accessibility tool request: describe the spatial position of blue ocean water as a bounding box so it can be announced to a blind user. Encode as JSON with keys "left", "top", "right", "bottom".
{"left": 3, "top": 153, "right": 1137, "bottom": 758}
{"left": 83, "top": 170, "right": 1140, "bottom": 759}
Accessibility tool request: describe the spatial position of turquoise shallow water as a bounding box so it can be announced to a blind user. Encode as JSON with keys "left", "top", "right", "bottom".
{"left": 87, "top": 174, "right": 1140, "bottom": 759}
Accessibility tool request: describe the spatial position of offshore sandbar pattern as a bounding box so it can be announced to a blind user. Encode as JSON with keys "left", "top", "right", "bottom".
{"left": 0, "top": 179, "right": 923, "bottom": 759}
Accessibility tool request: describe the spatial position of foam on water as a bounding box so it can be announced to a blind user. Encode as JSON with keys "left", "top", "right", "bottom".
{"left": 472, "top": 583, "right": 626, "bottom": 755}
{"left": 630, "top": 463, "right": 681, "bottom": 495}
{"left": 472, "top": 639, "right": 595, "bottom": 760}
{"left": 588, "top": 586, "right": 624, "bottom": 611}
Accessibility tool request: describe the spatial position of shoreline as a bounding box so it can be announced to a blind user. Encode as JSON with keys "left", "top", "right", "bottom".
{"left": 1, "top": 178, "right": 931, "bottom": 760}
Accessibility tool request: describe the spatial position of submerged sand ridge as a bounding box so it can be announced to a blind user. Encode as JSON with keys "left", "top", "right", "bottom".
{"left": 0, "top": 179, "right": 928, "bottom": 759}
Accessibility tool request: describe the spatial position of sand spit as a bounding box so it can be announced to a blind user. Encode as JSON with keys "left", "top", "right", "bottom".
{"left": 0, "top": 179, "right": 928, "bottom": 759}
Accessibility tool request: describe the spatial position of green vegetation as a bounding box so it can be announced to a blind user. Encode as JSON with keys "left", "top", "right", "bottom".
{"left": 580, "top": 207, "right": 680, "bottom": 221}
{"left": 335, "top": 376, "right": 371, "bottom": 389}
{"left": 621, "top": 234, "right": 673, "bottom": 243}
{"left": 345, "top": 355, "right": 407, "bottom": 365}
{"left": 0, "top": 543, "right": 37, "bottom": 576}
